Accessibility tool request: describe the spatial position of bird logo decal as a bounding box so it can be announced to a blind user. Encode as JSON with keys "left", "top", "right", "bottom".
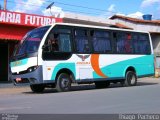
{"left": 76, "top": 54, "right": 108, "bottom": 78}
{"left": 76, "top": 54, "right": 90, "bottom": 61}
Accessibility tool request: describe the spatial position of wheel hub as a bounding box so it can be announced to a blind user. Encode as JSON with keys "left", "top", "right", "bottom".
{"left": 130, "top": 74, "right": 136, "bottom": 84}
{"left": 61, "top": 78, "right": 69, "bottom": 88}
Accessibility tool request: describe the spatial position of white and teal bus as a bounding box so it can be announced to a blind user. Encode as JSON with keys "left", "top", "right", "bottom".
{"left": 10, "top": 23, "right": 155, "bottom": 92}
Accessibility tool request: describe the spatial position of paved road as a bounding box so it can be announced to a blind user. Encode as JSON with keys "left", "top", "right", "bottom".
{"left": 0, "top": 77, "right": 160, "bottom": 114}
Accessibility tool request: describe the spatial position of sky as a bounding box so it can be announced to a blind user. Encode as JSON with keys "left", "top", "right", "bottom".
{"left": 0, "top": 0, "right": 160, "bottom": 19}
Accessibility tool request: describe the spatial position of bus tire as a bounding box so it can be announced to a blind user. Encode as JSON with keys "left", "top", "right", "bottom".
{"left": 30, "top": 84, "right": 45, "bottom": 93}
{"left": 122, "top": 71, "right": 137, "bottom": 87}
{"left": 56, "top": 73, "right": 71, "bottom": 92}
{"left": 95, "top": 81, "right": 110, "bottom": 89}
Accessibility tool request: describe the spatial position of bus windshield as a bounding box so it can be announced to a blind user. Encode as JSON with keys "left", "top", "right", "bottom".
{"left": 14, "top": 26, "right": 50, "bottom": 56}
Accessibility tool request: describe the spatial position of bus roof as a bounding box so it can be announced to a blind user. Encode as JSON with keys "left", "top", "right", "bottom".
{"left": 51, "top": 22, "right": 150, "bottom": 34}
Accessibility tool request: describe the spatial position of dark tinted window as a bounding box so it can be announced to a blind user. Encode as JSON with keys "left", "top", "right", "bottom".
{"left": 59, "top": 34, "right": 71, "bottom": 52}
{"left": 132, "top": 33, "right": 151, "bottom": 54}
{"left": 45, "top": 29, "right": 72, "bottom": 52}
{"left": 42, "top": 27, "right": 72, "bottom": 60}
{"left": 116, "top": 33, "right": 133, "bottom": 54}
{"left": 91, "top": 30, "right": 111, "bottom": 53}
{"left": 74, "top": 29, "right": 90, "bottom": 53}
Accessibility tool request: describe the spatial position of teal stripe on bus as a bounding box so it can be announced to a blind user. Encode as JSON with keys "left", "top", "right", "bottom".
{"left": 93, "top": 55, "right": 154, "bottom": 78}
{"left": 11, "top": 58, "right": 28, "bottom": 67}
{"left": 51, "top": 63, "right": 76, "bottom": 80}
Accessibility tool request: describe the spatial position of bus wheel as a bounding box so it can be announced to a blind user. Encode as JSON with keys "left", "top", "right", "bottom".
{"left": 56, "top": 73, "right": 71, "bottom": 92}
{"left": 30, "top": 84, "right": 45, "bottom": 93}
{"left": 95, "top": 81, "right": 110, "bottom": 89}
{"left": 122, "top": 71, "right": 137, "bottom": 86}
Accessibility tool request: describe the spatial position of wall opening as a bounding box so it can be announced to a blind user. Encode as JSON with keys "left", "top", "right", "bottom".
{"left": 0, "top": 41, "right": 9, "bottom": 82}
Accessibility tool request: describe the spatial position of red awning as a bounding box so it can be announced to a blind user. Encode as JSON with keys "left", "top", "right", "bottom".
{"left": 0, "top": 10, "right": 63, "bottom": 41}
{"left": 0, "top": 24, "right": 35, "bottom": 41}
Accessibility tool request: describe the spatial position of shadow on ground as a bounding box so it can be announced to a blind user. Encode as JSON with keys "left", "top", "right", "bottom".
{"left": 23, "top": 80, "right": 159, "bottom": 94}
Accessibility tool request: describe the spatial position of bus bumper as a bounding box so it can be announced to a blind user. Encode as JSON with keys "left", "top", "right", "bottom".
{"left": 10, "top": 66, "right": 43, "bottom": 85}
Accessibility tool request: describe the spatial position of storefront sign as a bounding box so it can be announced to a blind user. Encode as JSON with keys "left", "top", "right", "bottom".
{"left": 0, "top": 10, "right": 63, "bottom": 27}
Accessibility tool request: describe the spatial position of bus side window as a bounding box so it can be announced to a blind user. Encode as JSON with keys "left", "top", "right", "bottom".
{"left": 47, "top": 33, "right": 59, "bottom": 52}
{"left": 116, "top": 32, "right": 132, "bottom": 54}
{"left": 42, "top": 27, "right": 72, "bottom": 60}
{"left": 91, "top": 30, "right": 111, "bottom": 53}
{"left": 59, "top": 34, "right": 72, "bottom": 52}
{"left": 116, "top": 33, "right": 125, "bottom": 53}
{"left": 139, "top": 34, "right": 151, "bottom": 54}
{"left": 124, "top": 33, "right": 132, "bottom": 53}
{"left": 44, "top": 28, "right": 72, "bottom": 53}
{"left": 132, "top": 34, "right": 151, "bottom": 54}
{"left": 74, "top": 29, "right": 90, "bottom": 53}
{"left": 132, "top": 34, "right": 140, "bottom": 54}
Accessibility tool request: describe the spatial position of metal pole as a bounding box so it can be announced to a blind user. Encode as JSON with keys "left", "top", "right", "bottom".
{"left": 4, "top": 0, "right": 7, "bottom": 10}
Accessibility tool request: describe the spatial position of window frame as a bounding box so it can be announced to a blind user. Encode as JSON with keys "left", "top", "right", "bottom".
{"left": 44, "top": 25, "right": 73, "bottom": 53}
{"left": 112, "top": 30, "right": 151, "bottom": 55}
{"left": 42, "top": 25, "right": 73, "bottom": 60}
{"left": 90, "top": 28, "right": 112, "bottom": 54}
{"left": 43, "top": 25, "right": 151, "bottom": 56}
{"left": 73, "top": 27, "right": 92, "bottom": 54}
{"left": 132, "top": 32, "right": 151, "bottom": 55}
{"left": 116, "top": 31, "right": 133, "bottom": 54}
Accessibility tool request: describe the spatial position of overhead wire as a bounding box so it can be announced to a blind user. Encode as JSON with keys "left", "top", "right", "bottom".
{"left": 45, "top": 0, "right": 116, "bottom": 13}
{"left": 6, "top": 0, "right": 116, "bottom": 16}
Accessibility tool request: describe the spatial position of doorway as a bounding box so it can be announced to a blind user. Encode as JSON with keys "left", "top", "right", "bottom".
{"left": 0, "top": 42, "right": 8, "bottom": 82}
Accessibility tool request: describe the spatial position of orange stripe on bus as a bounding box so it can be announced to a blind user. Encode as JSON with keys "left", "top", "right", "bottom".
{"left": 90, "top": 54, "right": 108, "bottom": 78}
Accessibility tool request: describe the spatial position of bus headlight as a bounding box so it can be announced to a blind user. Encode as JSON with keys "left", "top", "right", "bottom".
{"left": 27, "top": 66, "right": 38, "bottom": 72}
